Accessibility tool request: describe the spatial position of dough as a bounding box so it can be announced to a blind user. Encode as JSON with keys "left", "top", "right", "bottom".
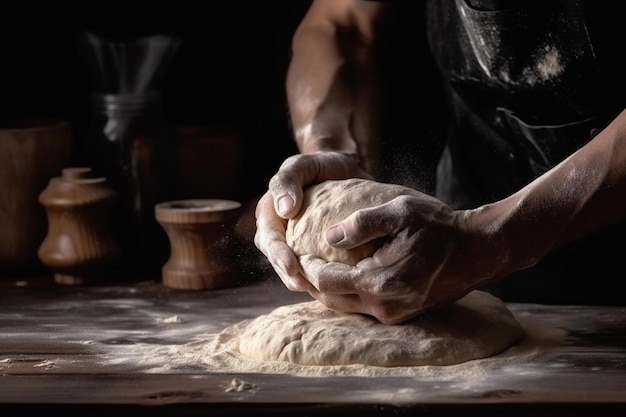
{"left": 238, "top": 291, "right": 523, "bottom": 367}
{"left": 286, "top": 178, "right": 425, "bottom": 265}
{"left": 277, "top": 178, "right": 522, "bottom": 367}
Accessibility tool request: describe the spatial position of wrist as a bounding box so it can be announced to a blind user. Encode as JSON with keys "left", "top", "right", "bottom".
{"left": 467, "top": 195, "right": 555, "bottom": 283}
{"left": 297, "top": 133, "right": 357, "bottom": 155}
{"left": 460, "top": 202, "right": 527, "bottom": 286}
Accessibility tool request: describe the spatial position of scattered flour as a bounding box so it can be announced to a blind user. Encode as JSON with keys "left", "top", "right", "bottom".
{"left": 161, "top": 315, "right": 185, "bottom": 324}
{"left": 225, "top": 377, "right": 257, "bottom": 392}
{"left": 101, "top": 316, "right": 566, "bottom": 380}
{"left": 33, "top": 360, "right": 57, "bottom": 370}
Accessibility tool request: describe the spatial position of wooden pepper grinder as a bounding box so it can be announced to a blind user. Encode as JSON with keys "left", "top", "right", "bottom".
{"left": 38, "top": 167, "right": 119, "bottom": 285}
{"left": 155, "top": 199, "right": 242, "bottom": 290}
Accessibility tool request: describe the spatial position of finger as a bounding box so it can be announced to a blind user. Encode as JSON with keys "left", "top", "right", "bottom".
{"left": 312, "top": 291, "right": 366, "bottom": 316}
{"left": 269, "top": 152, "right": 368, "bottom": 219}
{"left": 325, "top": 196, "right": 419, "bottom": 249}
{"left": 254, "top": 193, "right": 288, "bottom": 256}
{"left": 267, "top": 173, "right": 304, "bottom": 219}
{"left": 268, "top": 154, "right": 323, "bottom": 218}
{"left": 265, "top": 241, "right": 313, "bottom": 292}
{"left": 299, "top": 255, "right": 362, "bottom": 295}
{"left": 254, "top": 194, "right": 310, "bottom": 291}
{"left": 300, "top": 255, "right": 402, "bottom": 320}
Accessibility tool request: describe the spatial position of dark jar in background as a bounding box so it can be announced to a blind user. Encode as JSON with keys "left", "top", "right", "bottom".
{"left": 81, "top": 92, "right": 181, "bottom": 279}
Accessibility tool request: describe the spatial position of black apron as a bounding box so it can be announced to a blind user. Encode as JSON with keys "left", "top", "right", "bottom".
{"left": 424, "top": 0, "right": 625, "bottom": 304}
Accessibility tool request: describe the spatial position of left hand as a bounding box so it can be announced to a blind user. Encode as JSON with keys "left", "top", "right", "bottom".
{"left": 254, "top": 151, "right": 371, "bottom": 292}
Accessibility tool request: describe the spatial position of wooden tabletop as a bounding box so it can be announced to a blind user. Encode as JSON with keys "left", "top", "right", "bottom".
{"left": 1, "top": 273, "right": 625, "bottom": 417}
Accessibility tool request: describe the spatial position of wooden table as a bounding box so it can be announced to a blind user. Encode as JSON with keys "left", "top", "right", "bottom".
{"left": 1, "top": 273, "right": 625, "bottom": 416}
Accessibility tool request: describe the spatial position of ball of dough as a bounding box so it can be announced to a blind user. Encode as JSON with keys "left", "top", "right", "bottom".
{"left": 286, "top": 178, "right": 422, "bottom": 265}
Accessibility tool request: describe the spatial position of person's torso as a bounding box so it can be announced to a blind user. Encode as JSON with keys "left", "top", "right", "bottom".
{"left": 424, "top": 0, "right": 626, "bottom": 305}
{"left": 425, "top": 0, "right": 626, "bottom": 207}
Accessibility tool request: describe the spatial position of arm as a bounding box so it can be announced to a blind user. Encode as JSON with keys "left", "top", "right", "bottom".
{"left": 475, "top": 108, "right": 626, "bottom": 279}
{"left": 254, "top": 0, "right": 395, "bottom": 291}
{"left": 286, "top": 0, "right": 394, "bottom": 177}
{"left": 303, "top": 108, "right": 626, "bottom": 324}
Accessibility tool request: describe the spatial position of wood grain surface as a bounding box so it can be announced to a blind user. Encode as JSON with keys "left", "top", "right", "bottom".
{"left": 0, "top": 274, "right": 625, "bottom": 417}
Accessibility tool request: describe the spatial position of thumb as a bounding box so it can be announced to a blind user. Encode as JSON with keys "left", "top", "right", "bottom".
{"left": 324, "top": 206, "right": 389, "bottom": 249}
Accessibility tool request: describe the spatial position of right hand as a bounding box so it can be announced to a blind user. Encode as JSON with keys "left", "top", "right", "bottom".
{"left": 254, "top": 151, "right": 372, "bottom": 292}
{"left": 295, "top": 192, "right": 494, "bottom": 324}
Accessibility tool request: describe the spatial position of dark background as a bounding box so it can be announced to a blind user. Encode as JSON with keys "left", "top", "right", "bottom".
{"left": 0, "top": 1, "right": 446, "bottom": 202}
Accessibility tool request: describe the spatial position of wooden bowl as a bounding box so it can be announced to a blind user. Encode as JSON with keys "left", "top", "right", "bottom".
{"left": 155, "top": 199, "right": 242, "bottom": 290}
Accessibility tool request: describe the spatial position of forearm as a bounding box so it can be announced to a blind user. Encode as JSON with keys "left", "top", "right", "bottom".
{"left": 286, "top": 2, "right": 390, "bottom": 177}
{"left": 475, "top": 108, "right": 626, "bottom": 278}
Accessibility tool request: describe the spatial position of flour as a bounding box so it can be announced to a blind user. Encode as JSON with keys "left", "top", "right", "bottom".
{"left": 101, "top": 317, "right": 565, "bottom": 380}
{"left": 535, "top": 45, "right": 563, "bottom": 81}
{"left": 102, "top": 179, "right": 559, "bottom": 379}
{"left": 225, "top": 377, "right": 257, "bottom": 392}
{"left": 93, "top": 178, "right": 568, "bottom": 383}
{"left": 161, "top": 315, "right": 185, "bottom": 323}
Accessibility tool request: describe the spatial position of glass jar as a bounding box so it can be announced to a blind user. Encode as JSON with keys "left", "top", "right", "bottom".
{"left": 82, "top": 92, "right": 181, "bottom": 279}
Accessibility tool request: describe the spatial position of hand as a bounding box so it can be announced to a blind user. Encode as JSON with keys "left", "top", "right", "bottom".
{"left": 297, "top": 192, "right": 508, "bottom": 324}
{"left": 254, "top": 151, "right": 372, "bottom": 292}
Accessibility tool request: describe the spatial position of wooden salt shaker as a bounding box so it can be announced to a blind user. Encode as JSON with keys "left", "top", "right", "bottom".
{"left": 155, "top": 199, "right": 242, "bottom": 290}
{"left": 38, "top": 167, "right": 119, "bottom": 285}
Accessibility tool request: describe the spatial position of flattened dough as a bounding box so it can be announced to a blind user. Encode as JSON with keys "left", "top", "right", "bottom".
{"left": 286, "top": 178, "right": 428, "bottom": 265}
{"left": 238, "top": 291, "right": 523, "bottom": 367}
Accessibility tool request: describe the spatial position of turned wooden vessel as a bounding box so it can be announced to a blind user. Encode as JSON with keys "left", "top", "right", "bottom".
{"left": 38, "top": 167, "right": 119, "bottom": 285}
{"left": 155, "top": 199, "right": 242, "bottom": 290}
